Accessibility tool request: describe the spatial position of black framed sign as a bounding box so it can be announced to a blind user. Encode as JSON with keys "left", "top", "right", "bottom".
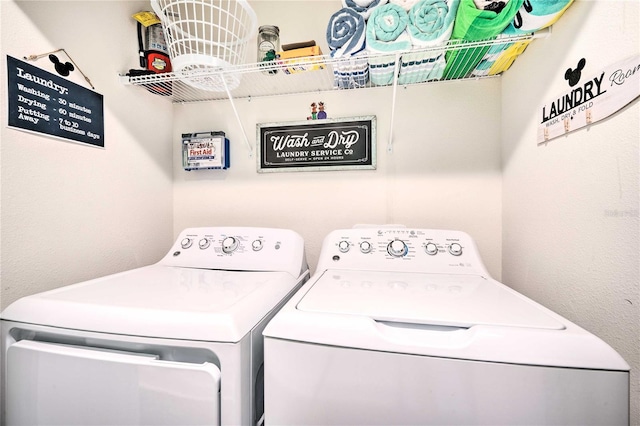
{"left": 257, "top": 116, "right": 376, "bottom": 172}
{"left": 6, "top": 55, "right": 104, "bottom": 148}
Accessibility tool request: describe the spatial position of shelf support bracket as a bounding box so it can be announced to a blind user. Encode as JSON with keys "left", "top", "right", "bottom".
{"left": 222, "top": 76, "right": 253, "bottom": 157}
{"left": 387, "top": 53, "right": 401, "bottom": 154}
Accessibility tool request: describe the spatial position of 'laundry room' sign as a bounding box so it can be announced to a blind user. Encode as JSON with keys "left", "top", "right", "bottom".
{"left": 257, "top": 116, "right": 376, "bottom": 172}
{"left": 538, "top": 54, "right": 639, "bottom": 144}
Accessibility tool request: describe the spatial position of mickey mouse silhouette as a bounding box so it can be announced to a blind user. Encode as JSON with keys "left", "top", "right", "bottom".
{"left": 49, "top": 54, "right": 74, "bottom": 77}
{"left": 565, "top": 58, "right": 586, "bottom": 87}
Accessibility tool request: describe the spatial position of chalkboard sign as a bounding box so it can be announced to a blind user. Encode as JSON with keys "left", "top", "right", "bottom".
{"left": 257, "top": 116, "right": 376, "bottom": 172}
{"left": 6, "top": 55, "right": 104, "bottom": 147}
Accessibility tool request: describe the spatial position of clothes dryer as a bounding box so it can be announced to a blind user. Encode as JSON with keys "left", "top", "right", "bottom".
{"left": 1, "top": 227, "right": 308, "bottom": 426}
{"left": 263, "top": 227, "right": 629, "bottom": 425}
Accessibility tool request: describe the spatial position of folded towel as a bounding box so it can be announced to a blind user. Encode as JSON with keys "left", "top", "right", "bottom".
{"left": 366, "top": 3, "right": 413, "bottom": 85}
{"left": 342, "top": 0, "right": 389, "bottom": 20}
{"left": 398, "top": 0, "right": 460, "bottom": 83}
{"left": 470, "top": 33, "right": 514, "bottom": 76}
{"left": 327, "top": 7, "right": 367, "bottom": 58}
{"left": 473, "top": 0, "right": 509, "bottom": 13}
{"left": 443, "top": 0, "right": 523, "bottom": 79}
{"left": 471, "top": 0, "right": 573, "bottom": 76}
{"left": 485, "top": 36, "right": 530, "bottom": 74}
{"left": 503, "top": 0, "right": 573, "bottom": 34}
{"left": 333, "top": 51, "right": 370, "bottom": 88}
{"left": 389, "top": 0, "right": 421, "bottom": 11}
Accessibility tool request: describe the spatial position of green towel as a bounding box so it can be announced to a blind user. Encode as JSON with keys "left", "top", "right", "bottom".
{"left": 443, "top": 0, "right": 524, "bottom": 79}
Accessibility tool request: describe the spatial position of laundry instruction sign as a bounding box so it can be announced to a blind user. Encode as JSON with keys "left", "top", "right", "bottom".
{"left": 257, "top": 116, "right": 376, "bottom": 172}
{"left": 6, "top": 55, "right": 104, "bottom": 147}
{"left": 538, "top": 54, "right": 640, "bottom": 144}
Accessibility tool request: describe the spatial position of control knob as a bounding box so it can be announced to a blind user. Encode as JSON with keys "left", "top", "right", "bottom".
{"left": 222, "top": 236, "right": 239, "bottom": 254}
{"left": 181, "top": 238, "right": 193, "bottom": 249}
{"left": 252, "top": 239, "right": 263, "bottom": 251}
{"left": 338, "top": 240, "right": 350, "bottom": 253}
{"left": 448, "top": 243, "right": 463, "bottom": 256}
{"left": 199, "top": 238, "right": 210, "bottom": 249}
{"left": 425, "top": 242, "right": 438, "bottom": 256}
{"left": 360, "top": 241, "right": 372, "bottom": 254}
{"left": 387, "top": 239, "right": 408, "bottom": 257}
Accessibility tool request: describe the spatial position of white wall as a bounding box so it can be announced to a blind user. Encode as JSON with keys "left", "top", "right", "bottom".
{"left": 502, "top": 0, "right": 639, "bottom": 423}
{"left": 173, "top": 1, "right": 504, "bottom": 278}
{"left": 0, "top": 1, "right": 174, "bottom": 310}
{"left": 1, "top": 0, "right": 637, "bottom": 423}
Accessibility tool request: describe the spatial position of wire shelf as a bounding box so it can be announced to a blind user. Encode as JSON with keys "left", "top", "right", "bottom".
{"left": 120, "top": 32, "right": 541, "bottom": 104}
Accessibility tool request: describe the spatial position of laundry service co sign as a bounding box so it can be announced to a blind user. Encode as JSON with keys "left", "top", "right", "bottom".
{"left": 538, "top": 54, "right": 639, "bottom": 144}
{"left": 6, "top": 55, "right": 104, "bottom": 147}
{"left": 257, "top": 116, "right": 376, "bottom": 172}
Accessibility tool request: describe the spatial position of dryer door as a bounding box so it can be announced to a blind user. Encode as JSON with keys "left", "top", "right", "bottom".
{"left": 6, "top": 340, "right": 221, "bottom": 425}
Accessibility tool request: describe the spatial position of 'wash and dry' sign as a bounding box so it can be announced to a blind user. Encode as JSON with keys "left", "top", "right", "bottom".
{"left": 257, "top": 116, "right": 376, "bottom": 172}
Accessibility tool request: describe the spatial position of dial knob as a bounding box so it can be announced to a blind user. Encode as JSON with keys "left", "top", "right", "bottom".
{"left": 425, "top": 242, "right": 438, "bottom": 256}
{"left": 252, "top": 239, "right": 263, "bottom": 251}
{"left": 199, "top": 238, "right": 210, "bottom": 249}
{"left": 360, "top": 241, "right": 372, "bottom": 254}
{"left": 387, "top": 239, "right": 407, "bottom": 257}
{"left": 181, "top": 238, "right": 193, "bottom": 249}
{"left": 222, "top": 236, "right": 239, "bottom": 254}
{"left": 338, "top": 240, "right": 350, "bottom": 253}
{"left": 448, "top": 243, "right": 463, "bottom": 256}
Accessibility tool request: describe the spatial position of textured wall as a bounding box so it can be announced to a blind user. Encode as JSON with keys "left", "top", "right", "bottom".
{"left": 502, "top": 1, "right": 639, "bottom": 423}
{"left": 0, "top": 1, "right": 174, "bottom": 310}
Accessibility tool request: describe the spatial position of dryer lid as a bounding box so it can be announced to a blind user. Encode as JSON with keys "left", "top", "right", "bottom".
{"left": 296, "top": 270, "right": 564, "bottom": 330}
{"left": 1, "top": 265, "right": 305, "bottom": 342}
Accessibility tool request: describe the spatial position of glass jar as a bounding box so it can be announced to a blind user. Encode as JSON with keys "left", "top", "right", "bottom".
{"left": 258, "top": 25, "right": 280, "bottom": 74}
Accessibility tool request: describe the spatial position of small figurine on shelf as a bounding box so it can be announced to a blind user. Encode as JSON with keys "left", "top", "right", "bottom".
{"left": 307, "top": 102, "right": 317, "bottom": 120}
{"left": 317, "top": 101, "right": 327, "bottom": 119}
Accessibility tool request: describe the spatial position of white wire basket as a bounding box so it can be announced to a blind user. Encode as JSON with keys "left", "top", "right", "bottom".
{"left": 151, "top": 0, "right": 257, "bottom": 91}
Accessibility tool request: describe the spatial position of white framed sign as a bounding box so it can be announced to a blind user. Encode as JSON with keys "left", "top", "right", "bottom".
{"left": 538, "top": 54, "right": 640, "bottom": 144}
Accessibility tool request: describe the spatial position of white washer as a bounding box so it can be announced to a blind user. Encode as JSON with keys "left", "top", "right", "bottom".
{"left": 263, "top": 227, "right": 630, "bottom": 425}
{"left": 1, "top": 227, "right": 309, "bottom": 426}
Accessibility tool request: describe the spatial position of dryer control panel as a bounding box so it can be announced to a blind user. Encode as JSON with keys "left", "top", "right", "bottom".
{"left": 317, "top": 228, "right": 488, "bottom": 276}
{"left": 158, "top": 227, "right": 308, "bottom": 277}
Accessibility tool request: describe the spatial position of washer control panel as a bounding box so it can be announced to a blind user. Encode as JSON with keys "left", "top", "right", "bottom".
{"left": 318, "top": 227, "right": 488, "bottom": 275}
{"left": 159, "top": 227, "right": 308, "bottom": 277}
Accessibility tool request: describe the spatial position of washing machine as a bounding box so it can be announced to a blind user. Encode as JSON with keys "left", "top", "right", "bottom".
{"left": 1, "top": 226, "right": 309, "bottom": 426}
{"left": 263, "top": 227, "right": 630, "bottom": 425}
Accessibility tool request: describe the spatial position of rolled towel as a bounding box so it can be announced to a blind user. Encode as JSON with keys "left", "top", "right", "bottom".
{"left": 443, "top": 0, "right": 523, "bottom": 80}
{"left": 327, "top": 7, "right": 367, "bottom": 58}
{"left": 399, "top": 0, "right": 460, "bottom": 83}
{"left": 406, "top": 0, "right": 459, "bottom": 46}
{"left": 342, "top": 0, "right": 389, "bottom": 20}
{"left": 389, "top": 0, "right": 421, "bottom": 11}
{"left": 366, "top": 3, "right": 413, "bottom": 85}
{"left": 327, "top": 7, "right": 369, "bottom": 88}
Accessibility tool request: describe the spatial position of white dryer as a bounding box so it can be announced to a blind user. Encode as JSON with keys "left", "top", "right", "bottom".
{"left": 1, "top": 227, "right": 308, "bottom": 426}
{"left": 263, "top": 227, "right": 629, "bottom": 425}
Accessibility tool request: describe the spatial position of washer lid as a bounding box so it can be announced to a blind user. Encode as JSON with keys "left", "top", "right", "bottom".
{"left": 296, "top": 270, "right": 564, "bottom": 330}
{"left": 1, "top": 265, "right": 304, "bottom": 342}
